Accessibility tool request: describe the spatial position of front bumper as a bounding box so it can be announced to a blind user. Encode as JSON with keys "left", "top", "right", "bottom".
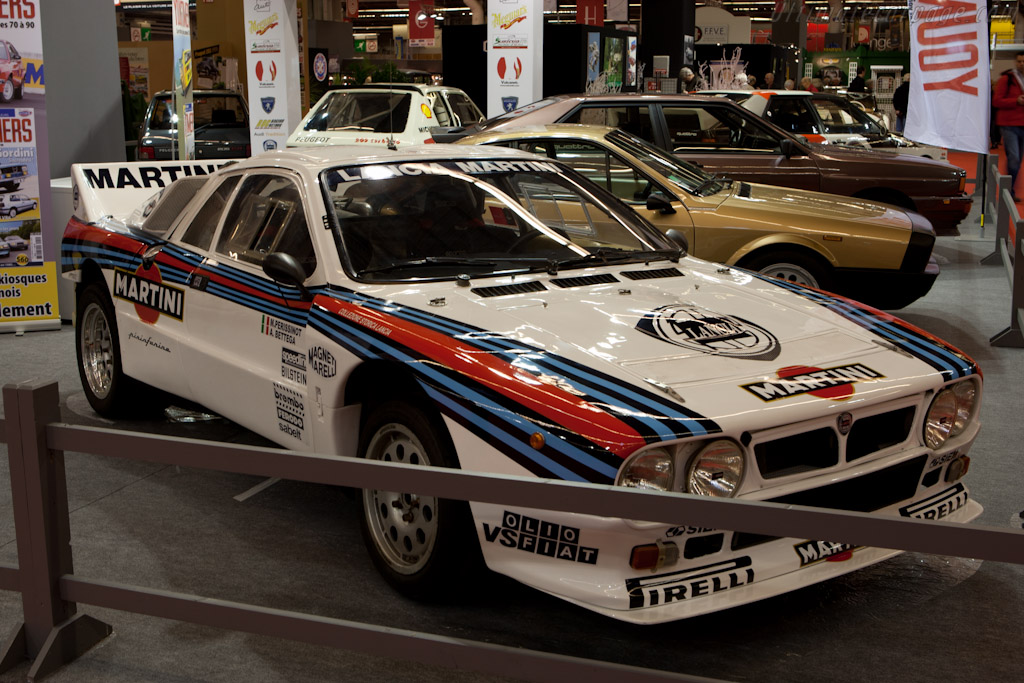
{"left": 911, "top": 193, "right": 973, "bottom": 235}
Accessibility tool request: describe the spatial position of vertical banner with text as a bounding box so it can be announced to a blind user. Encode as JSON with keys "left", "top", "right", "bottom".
{"left": 245, "top": 0, "right": 301, "bottom": 154}
{"left": 172, "top": 0, "right": 194, "bottom": 160}
{"left": 906, "top": 0, "right": 988, "bottom": 153}
{"left": 487, "top": 0, "right": 542, "bottom": 118}
{"left": 0, "top": 0, "right": 59, "bottom": 333}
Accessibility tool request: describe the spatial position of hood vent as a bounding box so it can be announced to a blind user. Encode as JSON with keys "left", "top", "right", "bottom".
{"left": 621, "top": 267, "right": 684, "bottom": 280}
{"left": 550, "top": 273, "right": 619, "bottom": 288}
{"left": 471, "top": 280, "right": 547, "bottom": 297}
{"left": 737, "top": 182, "right": 751, "bottom": 198}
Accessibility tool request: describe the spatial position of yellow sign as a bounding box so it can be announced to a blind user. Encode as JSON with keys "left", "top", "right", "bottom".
{"left": 0, "top": 261, "right": 60, "bottom": 325}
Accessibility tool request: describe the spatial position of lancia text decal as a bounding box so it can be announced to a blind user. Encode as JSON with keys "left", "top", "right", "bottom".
{"left": 635, "top": 305, "right": 780, "bottom": 360}
{"left": 483, "top": 511, "right": 599, "bottom": 565}
{"left": 741, "top": 364, "right": 884, "bottom": 402}
{"left": 113, "top": 267, "right": 184, "bottom": 323}
{"left": 625, "top": 557, "right": 754, "bottom": 609}
{"left": 900, "top": 484, "right": 967, "bottom": 520}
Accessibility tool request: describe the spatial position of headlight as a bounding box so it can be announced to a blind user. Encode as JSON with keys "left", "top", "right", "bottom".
{"left": 618, "top": 449, "right": 674, "bottom": 491}
{"left": 686, "top": 439, "right": 744, "bottom": 498}
{"left": 924, "top": 380, "right": 978, "bottom": 449}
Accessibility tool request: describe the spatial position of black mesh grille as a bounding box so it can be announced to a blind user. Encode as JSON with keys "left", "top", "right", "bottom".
{"left": 470, "top": 280, "right": 547, "bottom": 297}
{"left": 754, "top": 428, "right": 838, "bottom": 479}
{"left": 550, "top": 273, "right": 619, "bottom": 288}
{"left": 769, "top": 455, "right": 926, "bottom": 513}
{"left": 846, "top": 407, "right": 916, "bottom": 462}
{"left": 621, "top": 267, "right": 684, "bottom": 280}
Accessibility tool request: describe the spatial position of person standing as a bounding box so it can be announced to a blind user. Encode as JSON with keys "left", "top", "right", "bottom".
{"left": 993, "top": 52, "right": 1024, "bottom": 198}
{"left": 800, "top": 76, "right": 818, "bottom": 93}
{"left": 849, "top": 66, "right": 866, "bottom": 92}
{"left": 761, "top": 72, "right": 775, "bottom": 89}
{"left": 893, "top": 74, "right": 910, "bottom": 133}
{"left": 678, "top": 66, "right": 707, "bottom": 92}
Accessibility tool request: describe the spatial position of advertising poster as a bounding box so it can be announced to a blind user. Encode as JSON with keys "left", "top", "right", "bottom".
{"left": 118, "top": 46, "right": 150, "bottom": 96}
{"left": 0, "top": 0, "right": 59, "bottom": 332}
{"left": 245, "top": 0, "right": 301, "bottom": 153}
{"left": 487, "top": 0, "right": 543, "bottom": 118}
{"left": 627, "top": 36, "right": 637, "bottom": 87}
{"left": 586, "top": 32, "right": 600, "bottom": 84}
{"left": 171, "top": 0, "right": 194, "bottom": 160}
{"left": 408, "top": 0, "right": 435, "bottom": 47}
{"left": 603, "top": 37, "right": 623, "bottom": 89}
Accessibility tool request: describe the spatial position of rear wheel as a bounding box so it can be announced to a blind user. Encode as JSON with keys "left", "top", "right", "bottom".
{"left": 76, "top": 282, "right": 140, "bottom": 416}
{"left": 358, "top": 399, "right": 475, "bottom": 600}
{"left": 743, "top": 249, "right": 832, "bottom": 291}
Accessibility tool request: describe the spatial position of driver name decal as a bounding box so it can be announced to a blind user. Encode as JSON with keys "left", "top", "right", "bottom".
{"left": 635, "top": 304, "right": 780, "bottom": 360}
{"left": 113, "top": 267, "right": 184, "bottom": 323}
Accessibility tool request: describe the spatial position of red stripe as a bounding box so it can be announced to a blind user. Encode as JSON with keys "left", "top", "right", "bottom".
{"left": 317, "top": 296, "right": 646, "bottom": 457}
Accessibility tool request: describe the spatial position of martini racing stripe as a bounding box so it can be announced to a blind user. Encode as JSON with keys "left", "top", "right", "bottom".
{"left": 755, "top": 275, "right": 977, "bottom": 381}
{"left": 335, "top": 290, "right": 718, "bottom": 442}
{"left": 310, "top": 305, "right": 620, "bottom": 482}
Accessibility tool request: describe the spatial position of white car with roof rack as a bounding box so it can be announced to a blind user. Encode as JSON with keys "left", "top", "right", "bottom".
{"left": 62, "top": 145, "right": 982, "bottom": 624}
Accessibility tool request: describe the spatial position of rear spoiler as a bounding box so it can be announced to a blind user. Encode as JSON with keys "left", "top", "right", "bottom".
{"left": 70, "top": 160, "right": 238, "bottom": 224}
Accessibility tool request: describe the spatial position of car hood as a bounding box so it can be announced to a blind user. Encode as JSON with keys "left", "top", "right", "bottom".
{"left": 811, "top": 143, "right": 957, "bottom": 176}
{"left": 355, "top": 256, "right": 955, "bottom": 431}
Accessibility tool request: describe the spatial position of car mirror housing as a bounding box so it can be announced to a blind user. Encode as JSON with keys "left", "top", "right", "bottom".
{"left": 780, "top": 138, "right": 802, "bottom": 158}
{"left": 263, "top": 252, "right": 312, "bottom": 300}
{"left": 646, "top": 192, "right": 676, "bottom": 215}
{"left": 665, "top": 228, "right": 689, "bottom": 256}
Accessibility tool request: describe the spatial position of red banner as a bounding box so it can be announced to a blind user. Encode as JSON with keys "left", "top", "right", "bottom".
{"left": 409, "top": 1, "right": 435, "bottom": 46}
{"left": 576, "top": 0, "right": 603, "bottom": 26}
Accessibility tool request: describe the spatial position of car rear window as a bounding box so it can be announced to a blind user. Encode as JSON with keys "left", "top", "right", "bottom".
{"left": 303, "top": 91, "right": 412, "bottom": 134}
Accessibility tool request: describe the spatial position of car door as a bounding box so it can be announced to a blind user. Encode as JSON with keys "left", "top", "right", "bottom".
{"left": 659, "top": 102, "right": 822, "bottom": 191}
{"left": 177, "top": 169, "right": 321, "bottom": 450}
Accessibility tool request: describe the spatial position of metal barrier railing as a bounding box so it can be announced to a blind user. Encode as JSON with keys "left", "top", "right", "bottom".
{"left": 2, "top": 379, "right": 1024, "bottom": 681}
{"left": 981, "top": 154, "right": 1024, "bottom": 348}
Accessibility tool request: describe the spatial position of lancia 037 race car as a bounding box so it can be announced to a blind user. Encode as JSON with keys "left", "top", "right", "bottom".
{"left": 61, "top": 147, "right": 982, "bottom": 624}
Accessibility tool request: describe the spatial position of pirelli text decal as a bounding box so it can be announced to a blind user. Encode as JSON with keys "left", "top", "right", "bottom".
{"left": 626, "top": 557, "right": 754, "bottom": 609}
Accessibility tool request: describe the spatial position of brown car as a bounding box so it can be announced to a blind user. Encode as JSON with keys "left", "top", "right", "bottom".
{"left": 460, "top": 94, "right": 971, "bottom": 235}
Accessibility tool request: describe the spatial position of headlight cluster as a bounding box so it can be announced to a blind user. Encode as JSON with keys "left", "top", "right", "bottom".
{"left": 617, "top": 439, "right": 745, "bottom": 498}
{"left": 923, "top": 380, "right": 978, "bottom": 449}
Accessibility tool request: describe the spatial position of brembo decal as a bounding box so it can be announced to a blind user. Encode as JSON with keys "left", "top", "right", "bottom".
{"left": 625, "top": 557, "right": 754, "bottom": 609}
{"left": 899, "top": 484, "right": 967, "bottom": 520}
{"left": 273, "top": 382, "right": 306, "bottom": 442}
{"left": 113, "top": 266, "right": 184, "bottom": 323}
{"left": 635, "top": 304, "right": 780, "bottom": 361}
{"left": 793, "top": 540, "right": 859, "bottom": 567}
{"left": 741, "top": 364, "right": 884, "bottom": 402}
{"left": 482, "top": 511, "right": 598, "bottom": 564}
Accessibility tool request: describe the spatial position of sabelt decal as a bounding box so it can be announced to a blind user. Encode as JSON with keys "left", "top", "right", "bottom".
{"left": 793, "top": 540, "right": 859, "bottom": 567}
{"left": 741, "top": 364, "right": 885, "bottom": 402}
{"left": 635, "top": 304, "right": 780, "bottom": 360}
{"left": 261, "top": 314, "right": 302, "bottom": 344}
{"left": 113, "top": 267, "right": 184, "bottom": 323}
{"left": 274, "top": 382, "right": 306, "bottom": 441}
{"left": 625, "top": 557, "right": 754, "bottom": 609}
{"left": 308, "top": 345, "right": 337, "bottom": 378}
{"left": 281, "top": 348, "right": 307, "bottom": 385}
{"left": 899, "top": 483, "right": 967, "bottom": 520}
{"left": 482, "top": 511, "right": 598, "bottom": 564}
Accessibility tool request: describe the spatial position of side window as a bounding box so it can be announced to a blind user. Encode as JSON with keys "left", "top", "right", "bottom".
{"left": 563, "top": 106, "right": 656, "bottom": 145}
{"left": 9, "top": 44, "right": 20, "bottom": 60}
{"left": 548, "top": 140, "right": 651, "bottom": 204}
{"left": 445, "top": 92, "right": 484, "bottom": 125}
{"left": 766, "top": 98, "right": 819, "bottom": 134}
{"left": 663, "top": 105, "right": 781, "bottom": 153}
{"left": 216, "top": 174, "right": 317, "bottom": 277}
{"left": 0, "top": 44, "right": 8, "bottom": 60}
{"left": 180, "top": 176, "right": 240, "bottom": 251}
{"left": 428, "top": 92, "right": 452, "bottom": 127}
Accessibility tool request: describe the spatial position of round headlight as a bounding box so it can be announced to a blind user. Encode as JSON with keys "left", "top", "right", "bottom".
{"left": 687, "top": 439, "right": 745, "bottom": 498}
{"left": 619, "top": 449, "right": 674, "bottom": 491}
{"left": 951, "top": 380, "right": 977, "bottom": 436}
{"left": 924, "top": 388, "right": 957, "bottom": 449}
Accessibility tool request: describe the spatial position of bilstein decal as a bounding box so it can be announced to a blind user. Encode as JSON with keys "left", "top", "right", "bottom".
{"left": 626, "top": 557, "right": 753, "bottom": 609}
{"left": 281, "top": 348, "right": 306, "bottom": 385}
{"left": 113, "top": 267, "right": 184, "bottom": 324}
{"left": 635, "top": 305, "right": 780, "bottom": 360}
{"left": 483, "top": 511, "right": 598, "bottom": 564}
{"left": 741, "top": 364, "right": 884, "bottom": 402}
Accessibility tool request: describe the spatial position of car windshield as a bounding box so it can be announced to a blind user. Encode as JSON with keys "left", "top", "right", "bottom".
{"left": 148, "top": 95, "right": 247, "bottom": 130}
{"left": 606, "top": 129, "right": 724, "bottom": 196}
{"left": 303, "top": 91, "right": 411, "bottom": 133}
{"left": 321, "top": 159, "right": 676, "bottom": 282}
{"left": 811, "top": 96, "right": 884, "bottom": 136}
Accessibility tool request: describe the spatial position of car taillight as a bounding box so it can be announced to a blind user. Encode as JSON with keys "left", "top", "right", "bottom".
{"left": 423, "top": 137, "right": 435, "bottom": 143}
{"left": 138, "top": 146, "right": 155, "bottom": 160}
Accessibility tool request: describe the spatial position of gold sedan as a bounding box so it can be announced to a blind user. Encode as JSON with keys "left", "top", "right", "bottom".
{"left": 459, "top": 124, "right": 938, "bottom": 309}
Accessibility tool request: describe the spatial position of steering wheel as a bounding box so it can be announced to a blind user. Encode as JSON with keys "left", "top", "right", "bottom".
{"left": 729, "top": 126, "right": 742, "bottom": 147}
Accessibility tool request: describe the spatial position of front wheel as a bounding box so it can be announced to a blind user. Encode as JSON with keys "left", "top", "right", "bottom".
{"left": 1, "top": 78, "right": 12, "bottom": 103}
{"left": 743, "top": 249, "right": 832, "bottom": 291}
{"left": 358, "top": 399, "right": 475, "bottom": 600}
{"left": 7, "top": 208, "right": 15, "bottom": 218}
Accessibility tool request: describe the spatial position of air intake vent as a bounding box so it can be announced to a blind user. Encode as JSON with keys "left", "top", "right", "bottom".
{"left": 471, "top": 280, "right": 547, "bottom": 297}
{"left": 550, "top": 273, "right": 619, "bottom": 288}
{"left": 737, "top": 182, "right": 752, "bottom": 198}
{"left": 621, "top": 267, "right": 684, "bottom": 280}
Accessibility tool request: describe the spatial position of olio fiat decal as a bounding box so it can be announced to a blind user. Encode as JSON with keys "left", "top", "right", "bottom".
{"left": 635, "top": 304, "right": 780, "bottom": 360}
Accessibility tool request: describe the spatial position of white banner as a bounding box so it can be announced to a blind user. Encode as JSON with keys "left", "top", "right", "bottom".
{"left": 906, "top": 0, "right": 989, "bottom": 153}
{"left": 245, "top": 0, "right": 301, "bottom": 154}
{"left": 487, "top": 0, "right": 543, "bottom": 118}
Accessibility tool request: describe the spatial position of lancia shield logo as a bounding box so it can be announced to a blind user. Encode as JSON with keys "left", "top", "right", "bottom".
{"left": 501, "top": 96, "right": 519, "bottom": 113}
{"left": 636, "top": 304, "right": 781, "bottom": 360}
{"left": 837, "top": 411, "right": 854, "bottom": 434}
{"left": 261, "top": 97, "right": 276, "bottom": 114}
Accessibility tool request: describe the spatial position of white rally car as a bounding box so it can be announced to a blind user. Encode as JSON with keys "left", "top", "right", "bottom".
{"left": 61, "top": 147, "right": 982, "bottom": 624}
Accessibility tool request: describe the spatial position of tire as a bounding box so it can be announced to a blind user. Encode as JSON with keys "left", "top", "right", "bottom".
{"left": 743, "top": 249, "right": 832, "bottom": 291}
{"left": 7, "top": 208, "right": 15, "bottom": 218}
{"left": 13, "top": 83, "right": 22, "bottom": 99}
{"left": 76, "top": 282, "right": 140, "bottom": 416}
{"left": 358, "top": 399, "right": 476, "bottom": 600}
{"left": 1, "top": 78, "right": 12, "bottom": 103}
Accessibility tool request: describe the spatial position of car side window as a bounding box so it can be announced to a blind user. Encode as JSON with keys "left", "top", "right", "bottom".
{"left": 0, "top": 44, "right": 8, "bottom": 61}
{"left": 445, "top": 92, "right": 484, "bottom": 125}
{"left": 533, "top": 139, "right": 655, "bottom": 205}
{"left": 663, "top": 105, "right": 781, "bottom": 153}
{"left": 180, "top": 176, "right": 241, "bottom": 252}
{"left": 215, "top": 174, "right": 318, "bottom": 277}
{"left": 766, "top": 98, "right": 819, "bottom": 134}
{"left": 563, "top": 106, "right": 657, "bottom": 145}
{"left": 427, "top": 92, "right": 452, "bottom": 127}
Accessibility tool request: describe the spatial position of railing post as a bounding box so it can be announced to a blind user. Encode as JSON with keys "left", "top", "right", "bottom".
{"left": 982, "top": 156, "right": 1010, "bottom": 266}
{"left": 991, "top": 224, "right": 1024, "bottom": 347}
{"left": 0, "top": 381, "right": 111, "bottom": 681}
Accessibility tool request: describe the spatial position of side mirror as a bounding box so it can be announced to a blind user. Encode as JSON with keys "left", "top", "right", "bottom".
{"left": 665, "top": 229, "right": 689, "bottom": 256}
{"left": 429, "top": 126, "right": 468, "bottom": 143}
{"left": 780, "top": 138, "right": 802, "bottom": 158}
{"left": 646, "top": 192, "right": 677, "bottom": 214}
{"left": 263, "top": 252, "right": 311, "bottom": 300}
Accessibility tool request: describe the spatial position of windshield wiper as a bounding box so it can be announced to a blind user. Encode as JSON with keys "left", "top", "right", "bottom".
{"left": 694, "top": 174, "right": 731, "bottom": 196}
{"left": 553, "top": 247, "right": 681, "bottom": 271}
{"left": 359, "top": 256, "right": 555, "bottom": 276}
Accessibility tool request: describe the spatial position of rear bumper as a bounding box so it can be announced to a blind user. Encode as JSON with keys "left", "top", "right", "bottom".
{"left": 833, "top": 256, "right": 940, "bottom": 310}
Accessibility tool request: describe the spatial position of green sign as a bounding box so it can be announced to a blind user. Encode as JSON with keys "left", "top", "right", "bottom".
{"left": 354, "top": 39, "right": 366, "bottom": 53}
{"left": 141, "top": 26, "right": 151, "bottom": 41}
